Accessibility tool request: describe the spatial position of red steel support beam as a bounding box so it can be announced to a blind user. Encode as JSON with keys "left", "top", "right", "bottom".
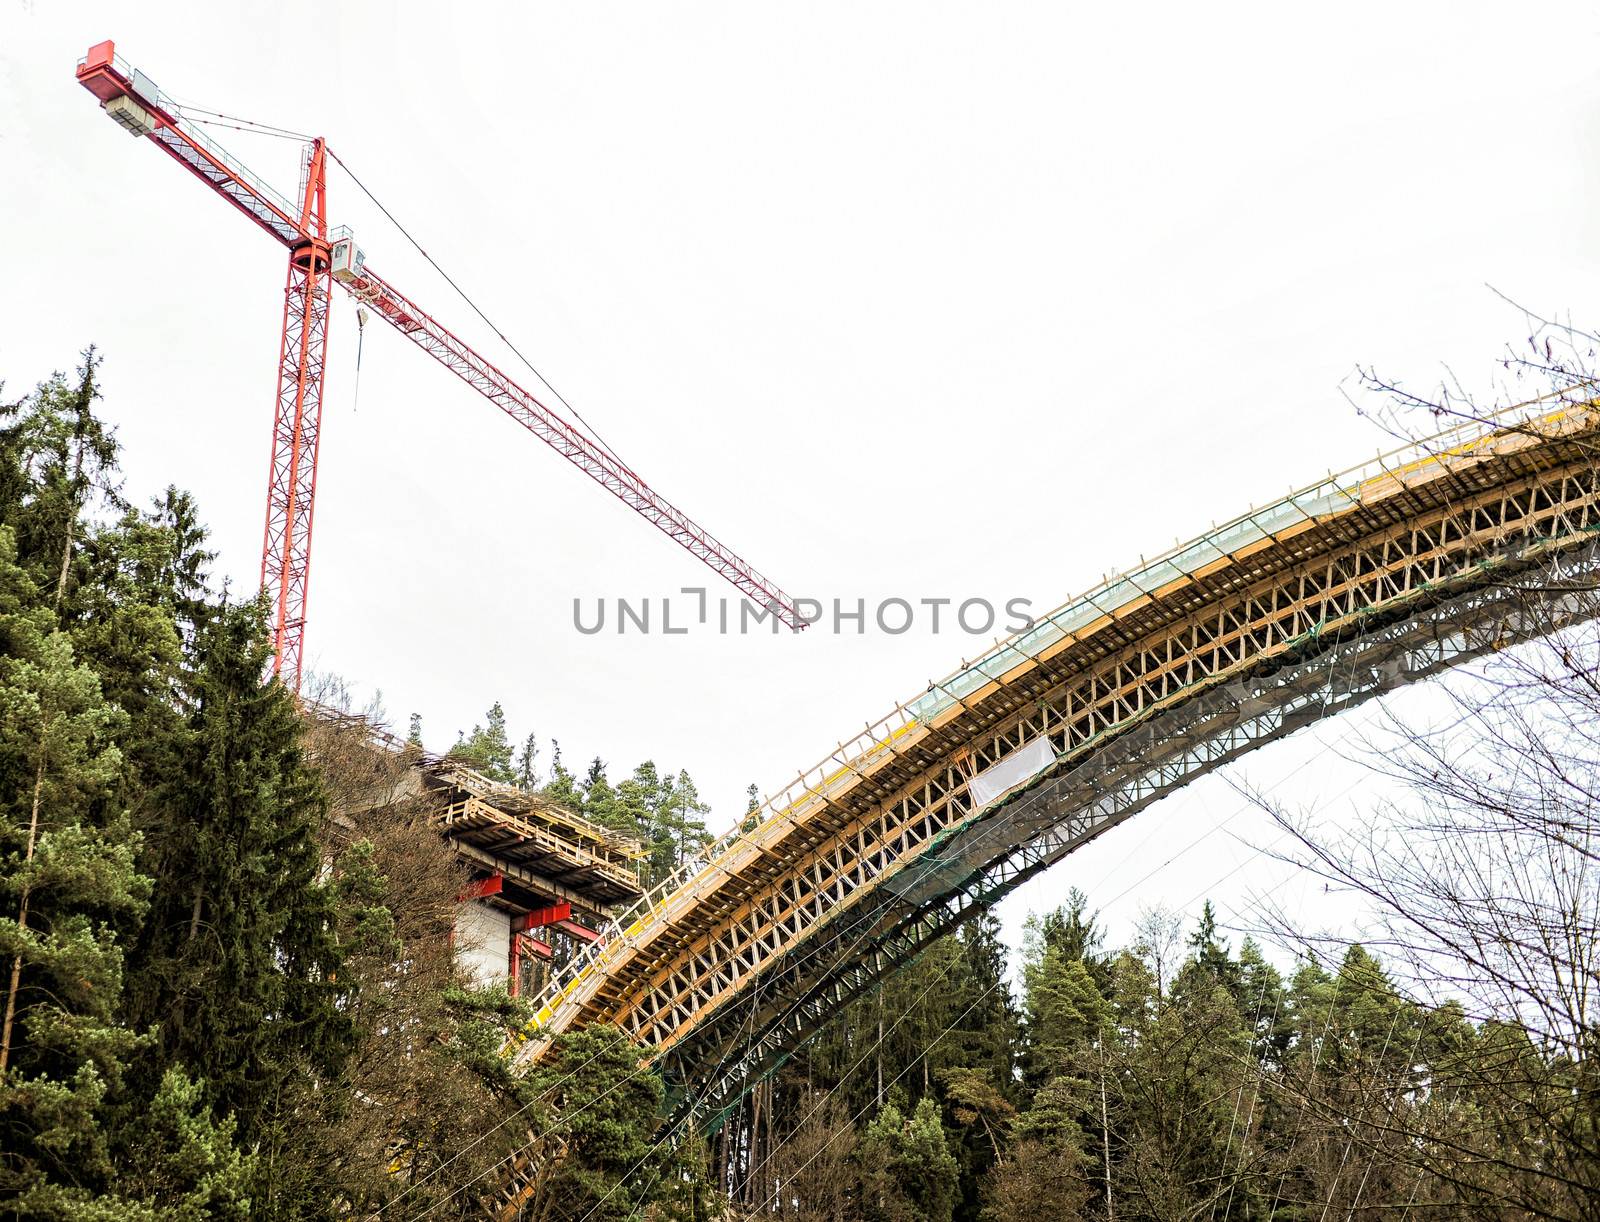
{"left": 514, "top": 903, "right": 571, "bottom": 931}
{"left": 554, "top": 919, "right": 601, "bottom": 943}
{"left": 456, "top": 874, "right": 504, "bottom": 902}
{"left": 508, "top": 931, "right": 554, "bottom": 999}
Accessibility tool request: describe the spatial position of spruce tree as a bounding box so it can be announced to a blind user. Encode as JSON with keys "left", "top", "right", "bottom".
{"left": 856, "top": 1097, "right": 960, "bottom": 1222}
{"left": 542, "top": 739, "right": 585, "bottom": 812}
{"left": 447, "top": 701, "right": 515, "bottom": 782}
{"left": 122, "top": 600, "right": 351, "bottom": 1176}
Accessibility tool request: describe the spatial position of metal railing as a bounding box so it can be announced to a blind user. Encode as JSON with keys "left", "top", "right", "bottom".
{"left": 80, "top": 49, "right": 302, "bottom": 230}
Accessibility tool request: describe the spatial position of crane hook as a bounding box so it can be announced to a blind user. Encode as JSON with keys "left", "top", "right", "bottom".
{"left": 352, "top": 307, "right": 369, "bottom": 413}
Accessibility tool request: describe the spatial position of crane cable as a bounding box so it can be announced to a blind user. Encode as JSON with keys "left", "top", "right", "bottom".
{"left": 352, "top": 307, "right": 367, "bottom": 413}
{"left": 323, "top": 147, "right": 637, "bottom": 478}
{"left": 171, "top": 104, "right": 313, "bottom": 142}
{"left": 161, "top": 111, "right": 624, "bottom": 453}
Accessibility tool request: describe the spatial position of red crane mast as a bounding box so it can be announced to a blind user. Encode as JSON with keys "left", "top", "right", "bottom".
{"left": 75, "top": 40, "right": 802, "bottom": 687}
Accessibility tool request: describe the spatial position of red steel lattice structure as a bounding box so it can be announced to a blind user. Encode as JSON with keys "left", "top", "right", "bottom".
{"left": 75, "top": 40, "right": 801, "bottom": 687}
{"left": 262, "top": 139, "right": 332, "bottom": 685}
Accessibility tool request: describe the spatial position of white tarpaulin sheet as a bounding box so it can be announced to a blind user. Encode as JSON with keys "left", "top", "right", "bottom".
{"left": 967, "top": 737, "right": 1056, "bottom": 810}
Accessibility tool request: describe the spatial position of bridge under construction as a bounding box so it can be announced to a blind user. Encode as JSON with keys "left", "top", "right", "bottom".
{"left": 345, "top": 384, "right": 1600, "bottom": 1222}
{"left": 72, "top": 35, "right": 1600, "bottom": 1219}
{"left": 499, "top": 391, "right": 1600, "bottom": 1132}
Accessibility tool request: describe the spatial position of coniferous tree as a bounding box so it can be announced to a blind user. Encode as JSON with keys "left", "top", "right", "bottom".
{"left": 122, "top": 599, "right": 351, "bottom": 1197}
{"left": 661, "top": 769, "right": 712, "bottom": 873}
{"left": 856, "top": 1096, "right": 960, "bottom": 1222}
{"left": 447, "top": 701, "right": 515, "bottom": 782}
{"left": 582, "top": 757, "right": 633, "bottom": 834}
{"left": 542, "top": 739, "right": 584, "bottom": 812}
{"left": 516, "top": 1024, "right": 670, "bottom": 1220}
{"left": 514, "top": 730, "right": 540, "bottom": 790}
{"left": 0, "top": 523, "right": 151, "bottom": 1213}
{"left": 740, "top": 781, "right": 761, "bottom": 833}
{"left": 0, "top": 356, "right": 247, "bottom": 1218}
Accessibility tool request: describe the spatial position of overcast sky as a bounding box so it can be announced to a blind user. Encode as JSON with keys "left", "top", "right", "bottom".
{"left": 5, "top": 1, "right": 1599, "bottom": 959}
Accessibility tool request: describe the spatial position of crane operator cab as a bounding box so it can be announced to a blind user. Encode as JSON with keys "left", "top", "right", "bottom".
{"left": 330, "top": 234, "right": 367, "bottom": 284}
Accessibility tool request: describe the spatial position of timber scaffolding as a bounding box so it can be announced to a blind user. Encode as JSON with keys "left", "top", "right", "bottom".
{"left": 304, "top": 705, "right": 646, "bottom": 919}
{"left": 429, "top": 761, "right": 645, "bottom": 908}
{"left": 504, "top": 382, "right": 1600, "bottom": 1089}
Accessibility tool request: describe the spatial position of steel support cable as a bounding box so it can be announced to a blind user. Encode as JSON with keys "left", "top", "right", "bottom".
{"left": 492, "top": 434, "right": 1593, "bottom": 1213}
{"left": 727, "top": 989, "right": 997, "bottom": 1221}
{"left": 464, "top": 578, "right": 1502, "bottom": 1216}
{"left": 1211, "top": 975, "right": 1284, "bottom": 1222}
{"left": 589, "top": 737, "right": 1381, "bottom": 1222}
{"left": 409, "top": 873, "right": 908, "bottom": 1222}
{"left": 322, "top": 147, "right": 633, "bottom": 476}
{"left": 1073, "top": 611, "right": 1376, "bottom": 921}
{"left": 169, "top": 102, "right": 313, "bottom": 141}
{"left": 868, "top": 574, "right": 1376, "bottom": 929}
{"left": 583, "top": 924, "right": 982, "bottom": 1222}
{"left": 415, "top": 906, "right": 874, "bottom": 1222}
{"left": 1195, "top": 1006, "right": 1457, "bottom": 1217}
{"left": 534, "top": 502, "right": 1440, "bottom": 1023}
{"left": 440, "top": 891, "right": 910, "bottom": 1221}
{"left": 1320, "top": 1011, "right": 1414, "bottom": 1222}
{"left": 370, "top": 1015, "right": 663, "bottom": 1218}
{"left": 470, "top": 814, "right": 960, "bottom": 1222}
{"left": 720, "top": 833, "right": 1329, "bottom": 1222}
{"left": 179, "top": 113, "right": 312, "bottom": 142}
{"left": 707, "top": 706, "right": 1382, "bottom": 1187}
{"left": 610, "top": 632, "right": 1376, "bottom": 1145}
{"left": 1091, "top": 723, "right": 1370, "bottom": 920}
{"left": 374, "top": 891, "right": 803, "bottom": 1222}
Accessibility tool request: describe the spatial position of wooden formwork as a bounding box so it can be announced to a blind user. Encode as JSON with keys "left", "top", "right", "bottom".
{"left": 428, "top": 763, "right": 644, "bottom": 906}
{"left": 518, "top": 399, "right": 1600, "bottom": 1076}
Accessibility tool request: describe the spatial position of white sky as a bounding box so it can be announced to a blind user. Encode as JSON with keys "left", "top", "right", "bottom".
{"left": 5, "top": 1, "right": 1599, "bottom": 963}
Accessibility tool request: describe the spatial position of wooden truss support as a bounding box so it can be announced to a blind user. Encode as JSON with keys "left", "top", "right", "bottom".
{"left": 661, "top": 541, "right": 1600, "bottom": 1129}
{"left": 514, "top": 407, "right": 1600, "bottom": 1076}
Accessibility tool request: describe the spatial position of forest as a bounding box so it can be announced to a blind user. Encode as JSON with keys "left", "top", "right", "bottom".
{"left": 2, "top": 351, "right": 1596, "bottom": 1220}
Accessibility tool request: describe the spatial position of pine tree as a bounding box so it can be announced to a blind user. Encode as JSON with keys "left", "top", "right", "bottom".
{"left": 0, "top": 522, "right": 152, "bottom": 1211}
{"left": 983, "top": 1077, "right": 1093, "bottom": 1221}
{"left": 113, "top": 1067, "right": 255, "bottom": 1218}
{"left": 517, "top": 1024, "right": 669, "bottom": 1220}
{"left": 659, "top": 769, "right": 712, "bottom": 873}
{"left": 614, "top": 761, "right": 663, "bottom": 847}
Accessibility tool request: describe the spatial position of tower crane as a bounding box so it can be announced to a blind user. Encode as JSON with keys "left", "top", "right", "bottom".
{"left": 75, "top": 40, "right": 803, "bottom": 688}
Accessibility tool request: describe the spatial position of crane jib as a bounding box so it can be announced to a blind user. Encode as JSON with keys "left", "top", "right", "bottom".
{"left": 74, "top": 36, "right": 807, "bottom": 680}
